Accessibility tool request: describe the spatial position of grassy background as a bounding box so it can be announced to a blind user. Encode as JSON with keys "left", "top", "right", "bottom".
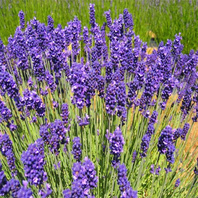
{"left": 0, "top": 0, "right": 197, "bottom": 53}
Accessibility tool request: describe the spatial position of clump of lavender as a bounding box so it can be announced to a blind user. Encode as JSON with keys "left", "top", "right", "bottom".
{"left": 109, "top": 127, "right": 125, "bottom": 167}
{"left": 72, "top": 137, "right": 82, "bottom": 161}
{"left": 21, "top": 138, "right": 47, "bottom": 186}
{"left": 0, "top": 134, "right": 17, "bottom": 176}
{"left": 117, "top": 164, "right": 137, "bottom": 198}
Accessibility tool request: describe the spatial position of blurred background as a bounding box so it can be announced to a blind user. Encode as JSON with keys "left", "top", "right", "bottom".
{"left": 0, "top": 0, "right": 197, "bottom": 53}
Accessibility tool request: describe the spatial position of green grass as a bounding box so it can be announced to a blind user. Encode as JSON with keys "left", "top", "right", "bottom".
{"left": 0, "top": 0, "right": 197, "bottom": 53}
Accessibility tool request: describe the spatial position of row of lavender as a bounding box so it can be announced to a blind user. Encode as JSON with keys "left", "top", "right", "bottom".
{"left": 0, "top": 3, "right": 198, "bottom": 197}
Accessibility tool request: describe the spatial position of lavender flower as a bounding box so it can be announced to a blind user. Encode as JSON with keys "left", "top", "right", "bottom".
{"left": 0, "top": 71, "right": 19, "bottom": 98}
{"left": 63, "top": 157, "right": 98, "bottom": 197}
{"left": 77, "top": 114, "right": 90, "bottom": 126}
{"left": 61, "top": 103, "right": 69, "bottom": 125}
{"left": 194, "top": 158, "right": 198, "bottom": 175}
{"left": 149, "top": 111, "right": 158, "bottom": 125}
{"left": 140, "top": 134, "right": 151, "bottom": 158}
{"left": 18, "top": 11, "right": 25, "bottom": 29}
{"left": 0, "top": 161, "right": 9, "bottom": 196}
{"left": 47, "top": 16, "right": 54, "bottom": 34}
{"left": 39, "top": 183, "right": 53, "bottom": 198}
{"left": 105, "top": 82, "right": 117, "bottom": 115}
{"left": 21, "top": 138, "right": 47, "bottom": 186}
{"left": 72, "top": 137, "right": 82, "bottom": 161}
{"left": 109, "top": 127, "right": 125, "bottom": 167}
{"left": 117, "top": 164, "right": 137, "bottom": 198}
{"left": 104, "top": 10, "right": 112, "bottom": 28}
{"left": 7, "top": 178, "right": 21, "bottom": 198}
{"left": 90, "top": 4, "right": 96, "bottom": 28}
{"left": 158, "top": 126, "right": 175, "bottom": 164}
{"left": 123, "top": 8, "right": 134, "bottom": 31}
{"left": 173, "top": 128, "right": 183, "bottom": 141}
{"left": 132, "top": 151, "right": 137, "bottom": 163}
{"left": 175, "top": 179, "right": 180, "bottom": 187}
{"left": 0, "top": 134, "right": 17, "bottom": 176}
{"left": 17, "top": 181, "right": 33, "bottom": 198}
{"left": 181, "top": 123, "right": 190, "bottom": 140}
{"left": 23, "top": 89, "right": 45, "bottom": 117}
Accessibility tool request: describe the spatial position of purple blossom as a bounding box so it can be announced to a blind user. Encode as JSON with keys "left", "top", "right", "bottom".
{"left": 194, "top": 158, "right": 198, "bottom": 175}
{"left": 117, "top": 164, "right": 137, "bottom": 198}
{"left": 23, "top": 89, "right": 45, "bottom": 117}
{"left": 105, "top": 10, "right": 112, "bottom": 28}
{"left": 0, "top": 134, "right": 17, "bottom": 176}
{"left": 61, "top": 103, "right": 69, "bottom": 125}
{"left": 158, "top": 126, "right": 175, "bottom": 164}
{"left": 18, "top": 11, "right": 25, "bottom": 29}
{"left": 132, "top": 151, "right": 137, "bottom": 163}
{"left": 39, "top": 183, "right": 53, "bottom": 198}
{"left": 175, "top": 179, "right": 180, "bottom": 187}
{"left": 123, "top": 9, "right": 134, "bottom": 31}
{"left": 77, "top": 114, "right": 90, "bottom": 126}
{"left": 173, "top": 128, "right": 183, "bottom": 141}
{"left": 63, "top": 157, "right": 98, "bottom": 197}
{"left": 72, "top": 137, "right": 82, "bottom": 161}
{"left": 140, "top": 134, "right": 151, "bottom": 158}
{"left": 181, "top": 123, "right": 190, "bottom": 140}
{"left": 47, "top": 16, "right": 54, "bottom": 34}
{"left": 105, "top": 81, "right": 117, "bottom": 115}
{"left": 116, "top": 81, "right": 127, "bottom": 121}
{"left": 17, "top": 181, "right": 33, "bottom": 198}
{"left": 109, "top": 127, "right": 125, "bottom": 167}
{"left": 21, "top": 138, "right": 47, "bottom": 186}
{"left": 0, "top": 161, "right": 9, "bottom": 196}
{"left": 149, "top": 111, "right": 158, "bottom": 125}
{"left": 89, "top": 4, "right": 96, "bottom": 28}
{"left": 0, "top": 71, "right": 19, "bottom": 98}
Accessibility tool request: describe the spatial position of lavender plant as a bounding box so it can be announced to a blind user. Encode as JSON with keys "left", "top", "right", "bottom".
{"left": 0, "top": 5, "right": 197, "bottom": 198}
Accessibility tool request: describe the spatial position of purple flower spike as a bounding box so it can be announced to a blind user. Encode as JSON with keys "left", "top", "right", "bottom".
{"left": 72, "top": 137, "right": 82, "bottom": 161}
{"left": 61, "top": 103, "right": 69, "bottom": 125}
{"left": 181, "top": 123, "right": 190, "bottom": 140}
{"left": 175, "top": 179, "right": 180, "bottom": 187}
{"left": 117, "top": 164, "right": 137, "bottom": 198}
{"left": 109, "top": 127, "right": 125, "bottom": 167}
{"left": 21, "top": 138, "right": 47, "bottom": 186}
{"left": 158, "top": 126, "right": 175, "bottom": 164}
{"left": 63, "top": 157, "right": 98, "bottom": 197}
{"left": 18, "top": 11, "right": 25, "bottom": 29}
{"left": 89, "top": 4, "right": 96, "bottom": 28}
{"left": 17, "top": 181, "right": 33, "bottom": 198}
{"left": 0, "top": 134, "right": 17, "bottom": 176}
{"left": 140, "top": 134, "right": 151, "bottom": 158}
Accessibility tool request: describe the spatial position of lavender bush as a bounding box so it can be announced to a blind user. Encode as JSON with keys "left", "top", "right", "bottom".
{"left": 0, "top": 4, "right": 197, "bottom": 198}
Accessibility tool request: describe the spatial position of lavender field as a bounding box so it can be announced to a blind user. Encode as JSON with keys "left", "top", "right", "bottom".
{"left": 0, "top": 3, "right": 198, "bottom": 198}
